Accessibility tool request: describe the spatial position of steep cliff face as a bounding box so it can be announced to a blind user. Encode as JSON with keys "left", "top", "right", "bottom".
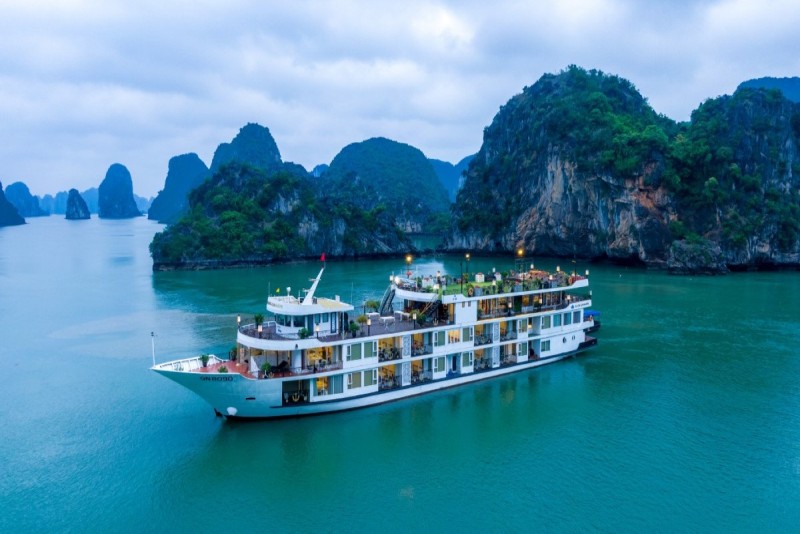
{"left": 5, "top": 182, "right": 47, "bottom": 216}
{"left": 668, "top": 88, "right": 800, "bottom": 269}
{"left": 148, "top": 153, "right": 210, "bottom": 223}
{"left": 65, "top": 189, "right": 91, "bottom": 220}
{"left": 98, "top": 164, "right": 142, "bottom": 219}
{"left": 429, "top": 155, "right": 474, "bottom": 202}
{"left": 450, "top": 67, "right": 676, "bottom": 266}
{"left": 449, "top": 67, "right": 800, "bottom": 272}
{"left": 0, "top": 181, "right": 25, "bottom": 226}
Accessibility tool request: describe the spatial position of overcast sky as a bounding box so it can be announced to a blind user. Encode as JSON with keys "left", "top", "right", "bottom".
{"left": 1, "top": 0, "right": 798, "bottom": 198}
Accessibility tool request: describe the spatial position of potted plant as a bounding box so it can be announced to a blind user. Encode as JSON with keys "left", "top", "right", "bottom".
{"left": 200, "top": 353, "right": 209, "bottom": 368}
{"left": 218, "top": 366, "right": 228, "bottom": 373}
{"left": 260, "top": 362, "right": 272, "bottom": 378}
{"left": 298, "top": 327, "right": 310, "bottom": 339}
{"left": 254, "top": 313, "right": 264, "bottom": 327}
{"left": 348, "top": 321, "right": 360, "bottom": 337}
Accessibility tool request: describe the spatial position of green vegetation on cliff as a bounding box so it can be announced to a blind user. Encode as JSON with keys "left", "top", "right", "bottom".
{"left": 150, "top": 163, "right": 410, "bottom": 268}
{"left": 666, "top": 88, "right": 800, "bottom": 253}
{"left": 323, "top": 137, "right": 451, "bottom": 232}
{"left": 452, "top": 65, "right": 800, "bottom": 269}
{"left": 455, "top": 65, "right": 674, "bottom": 238}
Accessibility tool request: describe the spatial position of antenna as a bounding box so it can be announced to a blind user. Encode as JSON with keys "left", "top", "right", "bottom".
{"left": 151, "top": 332, "right": 156, "bottom": 366}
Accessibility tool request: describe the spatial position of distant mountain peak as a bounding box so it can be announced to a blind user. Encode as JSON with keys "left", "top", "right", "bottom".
{"left": 737, "top": 77, "right": 800, "bottom": 102}
{"left": 210, "top": 123, "right": 282, "bottom": 173}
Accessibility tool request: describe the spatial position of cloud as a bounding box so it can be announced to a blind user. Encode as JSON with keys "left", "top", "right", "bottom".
{"left": 0, "top": 0, "right": 797, "bottom": 197}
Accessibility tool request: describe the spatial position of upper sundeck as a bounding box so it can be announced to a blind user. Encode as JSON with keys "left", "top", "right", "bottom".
{"left": 393, "top": 268, "right": 590, "bottom": 304}
{"left": 267, "top": 295, "right": 354, "bottom": 315}
{"left": 266, "top": 266, "right": 355, "bottom": 316}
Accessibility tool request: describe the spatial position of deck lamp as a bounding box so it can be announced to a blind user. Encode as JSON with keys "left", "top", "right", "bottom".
{"left": 586, "top": 269, "right": 590, "bottom": 276}
{"left": 237, "top": 315, "right": 241, "bottom": 327}
{"left": 367, "top": 318, "right": 371, "bottom": 335}
{"left": 413, "top": 312, "right": 417, "bottom": 329}
{"left": 257, "top": 323, "right": 263, "bottom": 335}
{"left": 315, "top": 324, "right": 320, "bottom": 337}
{"left": 556, "top": 265, "right": 560, "bottom": 272}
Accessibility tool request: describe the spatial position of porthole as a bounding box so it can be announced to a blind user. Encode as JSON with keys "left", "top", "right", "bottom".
{"left": 562, "top": 337, "right": 566, "bottom": 344}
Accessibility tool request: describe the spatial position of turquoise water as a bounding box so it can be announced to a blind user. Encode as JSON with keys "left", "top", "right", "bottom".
{"left": 2, "top": 217, "right": 800, "bottom": 532}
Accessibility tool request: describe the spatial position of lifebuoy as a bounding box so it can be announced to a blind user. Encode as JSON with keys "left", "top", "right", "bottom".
{"left": 467, "top": 287, "right": 474, "bottom": 297}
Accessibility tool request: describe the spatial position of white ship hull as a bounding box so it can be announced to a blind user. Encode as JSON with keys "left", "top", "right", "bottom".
{"left": 153, "top": 340, "right": 595, "bottom": 419}
{"left": 153, "top": 265, "right": 599, "bottom": 420}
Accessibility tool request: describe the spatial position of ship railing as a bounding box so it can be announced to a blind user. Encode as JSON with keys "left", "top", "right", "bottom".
{"left": 499, "top": 331, "right": 517, "bottom": 342}
{"left": 411, "top": 370, "right": 432, "bottom": 384}
{"left": 379, "top": 376, "right": 402, "bottom": 390}
{"left": 473, "top": 358, "right": 492, "bottom": 372}
{"left": 154, "top": 354, "right": 224, "bottom": 372}
{"left": 411, "top": 345, "right": 432, "bottom": 356}
{"left": 239, "top": 323, "right": 345, "bottom": 342}
{"left": 474, "top": 335, "right": 494, "bottom": 346}
{"left": 261, "top": 360, "right": 344, "bottom": 379}
{"left": 378, "top": 348, "right": 402, "bottom": 361}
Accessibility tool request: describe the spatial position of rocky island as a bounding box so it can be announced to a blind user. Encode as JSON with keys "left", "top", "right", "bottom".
{"left": 5, "top": 182, "right": 48, "bottom": 217}
{"left": 148, "top": 153, "right": 210, "bottom": 223}
{"left": 98, "top": 164, "right": 142, "bottom": 219}
{"left": 447, "top": 66, "right": 800, "bottom": 273}
{"left": 149, "top": 126, "right": 412, "bottom": 270}
{"left": 0, "top": 181, "right": 25, "bottom": 227}
{"left": 65, "top": 189, "right": 91, "bottom": 220}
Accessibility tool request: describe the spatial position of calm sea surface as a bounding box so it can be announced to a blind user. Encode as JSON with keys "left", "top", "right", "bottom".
{"left": 2, "top": 217, "right": 800, "bottom": 532}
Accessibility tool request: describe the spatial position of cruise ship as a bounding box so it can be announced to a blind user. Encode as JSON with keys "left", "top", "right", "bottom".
{"left": 152, "top": 262, "right": 599, "bottom": 419}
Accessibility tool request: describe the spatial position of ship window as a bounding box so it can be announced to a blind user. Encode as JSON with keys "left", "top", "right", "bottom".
{"left": 448, "top": 329, "right": 460, "bottom": 344}
{"left": 347, "top": 343, "right": 362, "bottom": 361}
{"left": 553, "top": 314, "right": 562, "bottom": 327}
{"left": 542, "top": 316, "right": 551, "bottom": 329}
{"left": 573, "top": 311, "right": 582, "bottom": 324}
{"left": 542, "top": 340, "right": 551, "bottom": 352}
{"left": 462, "top": 327, "right": 473, "bottom": 342}
{"left": 293, "top": 316, "right": 304, "bottom": 328}
{"left": 462, "top": 351, "right": 473, "bottom": 367}
{"left": 364, "top": 341, "right": 377, "bottom": 358}
{"left": 364, "top": 369, "right": 377, "bottom": 386}
{"left": 519, "top": 342, "right": 528, "bottom": 356}
{"left": 330, "top": 375, "right": 343, "bottom": 394}
{"left": 434, "top": 357, "right": 445, "bottom": 373}
{"left": 564, "top": 313, "right": 572, "bottom": 326}
{"left": 434, "top": 331, "right": 446, "bottom": 347}
{"left": 348, "top": 372, "right": 362, "bottom": 389}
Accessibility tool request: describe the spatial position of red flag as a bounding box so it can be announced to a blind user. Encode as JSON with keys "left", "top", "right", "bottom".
{"left": 320, "top": 252, "right": 326, "bottom": 262}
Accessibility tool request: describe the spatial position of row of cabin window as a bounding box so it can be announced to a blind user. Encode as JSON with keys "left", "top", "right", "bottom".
{"left": 541, "top": 311, "right": 582, "bottom": 329}
{"left": 347, "top": 369, "right": 378, "bottom": 388}
{"left": 274, "top": 313, "right": 332, "bottom": 327}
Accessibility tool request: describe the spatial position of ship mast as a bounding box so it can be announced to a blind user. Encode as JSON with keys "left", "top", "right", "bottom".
{"left": 301, "top": 267, "right": 325, "bottom": 305}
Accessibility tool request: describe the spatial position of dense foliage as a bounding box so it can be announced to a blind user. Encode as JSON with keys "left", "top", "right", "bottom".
{"left": 150, "top": 163, "right": 410, "bottom": 267}
{"left": 323, "top": 137, "right": 451, "bottom": 232}
{"left": 666, "top": 88, "right": 800, "bottom": 251}
{"left": 453, "top": 65, "right": 800, "bottom": 260}
{"left": 455, "top": 65, "right": 675, "bottom": 236}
